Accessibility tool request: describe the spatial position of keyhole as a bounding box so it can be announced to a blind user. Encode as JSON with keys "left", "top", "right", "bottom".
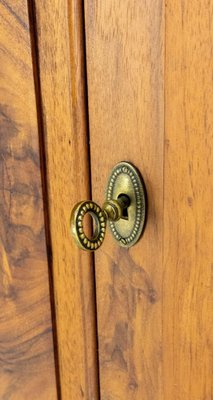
{"left": 117, "top": 194, "right": 130, "bottom": 220}
{"left": 122, "top": 207, "right": 128, "bottom": 220}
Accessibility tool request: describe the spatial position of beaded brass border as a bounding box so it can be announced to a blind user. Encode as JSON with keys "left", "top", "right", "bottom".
{"left": 71, "top": 201, "right": 106, "bottom": 251}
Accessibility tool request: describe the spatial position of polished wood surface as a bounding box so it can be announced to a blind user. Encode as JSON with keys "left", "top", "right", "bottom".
{"left": 34, "top": 1, "right": 99, "bottom": 399}
{"left": 0, "top": 1, "right": 57, "bottom": 398}
{"left": 85, "top": 0, "right": 212, "bottom": 399}
{"left": 1, "top": 0, "right": 212, "bottom": 398}
{"left": 85, "top": 1, "right": 164, "bottom": 398}
{"left": 163, "top": 1, "right": 213, "bottom": 398}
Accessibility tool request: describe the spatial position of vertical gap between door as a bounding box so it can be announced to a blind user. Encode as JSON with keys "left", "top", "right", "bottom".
{"left": 81, "top": 1, "right": 101, "bottom": 398}
{"left": 27, "top": 2, "right": 61, "bottom": 398}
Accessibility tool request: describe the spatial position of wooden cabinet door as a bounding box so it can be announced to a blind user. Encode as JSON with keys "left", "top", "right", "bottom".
{"left": 0, "top": 1, "right": 58, "bottom": 398}
{"left": 84, "top": 1, "right": 212, "bottom": 400}
{"left": 1, "top": 1, "right": 212, "bottom": 399}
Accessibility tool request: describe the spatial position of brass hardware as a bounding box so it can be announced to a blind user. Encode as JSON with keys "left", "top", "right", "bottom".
{"left": 70, "top": 201, "right": 107, "bottom": 251}
{"left": 70, "top": 162, "right": 147, "bottom": 251}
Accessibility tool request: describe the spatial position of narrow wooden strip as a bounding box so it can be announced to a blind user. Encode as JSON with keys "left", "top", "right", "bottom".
{"left": 85, "top": 1, "right": 164, "bottom": 399}
{"left": 34, "top": 1, "right": 99, "bottom": 398}
{"left": 163, "top": 1, "right": 213, "bottom": 398}
{"left": 0, "top": 1, "right": 57, "bottom": 398}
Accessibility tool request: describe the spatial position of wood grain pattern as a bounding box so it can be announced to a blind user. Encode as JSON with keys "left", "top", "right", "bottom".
{"left": 85, "top": 1, "right": 164, "bottom": 399}
{"left": 0, "top": 1, "right": 57, "bottom": 398}
{"left": 85, "top": 1, "right": 212, "bottom": 399}
{"left": 163, "top": 1, "right": 213, "bottom": 398}
{"left": 34, "top": 1, "right": 99, "bottom": 399}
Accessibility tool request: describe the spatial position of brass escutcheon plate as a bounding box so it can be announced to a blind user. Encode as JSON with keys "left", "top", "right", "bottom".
{"left": 106, "top": 161, "right": 147, "bottom": 247}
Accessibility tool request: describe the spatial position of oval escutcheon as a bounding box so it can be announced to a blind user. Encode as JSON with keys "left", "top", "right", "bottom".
{"left": 106, "top": 161, "right": 147, "bottom": 247}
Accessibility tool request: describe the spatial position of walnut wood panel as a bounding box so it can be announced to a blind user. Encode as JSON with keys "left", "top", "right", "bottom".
{"left": 34, "top": 1, "right": 99, "bottom": 399}
{"left": 163, "top": 1, "right": 213, "bottom": 399}
{"left": 0, "top": 1, "right": 57, "bottom": 399}
{"left": 85, "top": 1, "right": 164, "bottom": 399}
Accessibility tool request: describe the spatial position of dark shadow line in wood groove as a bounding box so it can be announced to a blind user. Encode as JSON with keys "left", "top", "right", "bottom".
{"left": 27, "top": 1, "right": 61, "bottom": 399}
{"left": 81, "top": 0, "right": 101, "bottom": 398}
